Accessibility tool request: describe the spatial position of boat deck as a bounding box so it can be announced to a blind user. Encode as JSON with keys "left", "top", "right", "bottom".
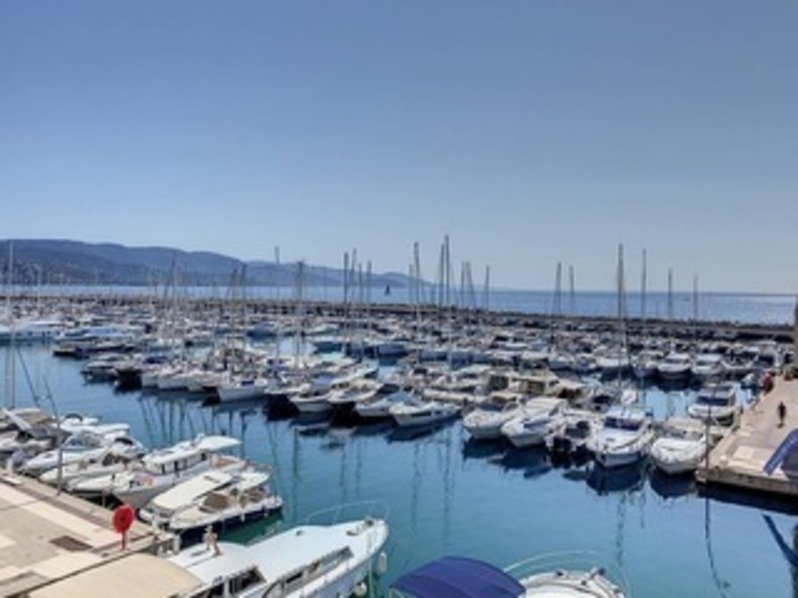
{"left": 0, "top": 473, "right": 172, "bottom": 596}
{"left": 697, "top": 375, "right": 798, "bottom": 497}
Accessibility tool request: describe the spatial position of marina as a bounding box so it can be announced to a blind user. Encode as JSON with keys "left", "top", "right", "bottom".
{"left": 6, "top": 0, "right": 798, "bottom": 594}
{"left": 0, "top": 290, "right": 797, "bottom": 596}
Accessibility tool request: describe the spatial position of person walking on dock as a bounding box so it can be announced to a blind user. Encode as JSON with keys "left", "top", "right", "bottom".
{"left": 778, "top": 401, "right": 787, "bottom": 427}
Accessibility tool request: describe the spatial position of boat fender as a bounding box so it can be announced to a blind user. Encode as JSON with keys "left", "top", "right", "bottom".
{"left": 353, "top": 582, "right": 368, "bottom": 597}
{"left": 376, "top": 551, "right": 388, "bottom": 575}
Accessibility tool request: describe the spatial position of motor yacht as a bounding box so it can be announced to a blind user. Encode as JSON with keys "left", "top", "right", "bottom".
{"left": 649, "top": 419, "right": 710, "bottom": 475}
{"left": 168, "top": 515, "right": 389, "bottom": 597}
{"left": 389, "top": 395, "right": 460, "bottom": 428}
{"left": 657, "top": 352, "right": 693, "bottom": 381}
{"left": 70, "top": 434, "right": 242, "bottom": 505}
{"left": 687, "top": 381, "right": 739, "bottom": 425}
{"left": 500, "top": 398, "right": 568, "bottom": 449}
{"left": 587, "top": 405, "right": 655, "bottom": 468}
{"left": 463, "top": 392, "right": 525, "bottom": 441}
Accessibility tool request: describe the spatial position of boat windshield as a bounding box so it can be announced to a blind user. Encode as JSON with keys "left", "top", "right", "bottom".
{"left": 696, "top": 396, "right": 732, "bottom": 407}
{"left": 604, "top": 417, "right": 642, "bottom": 431}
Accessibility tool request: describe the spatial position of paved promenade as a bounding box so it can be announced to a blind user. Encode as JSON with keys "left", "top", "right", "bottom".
{"left": 0, "top": 474, "right": 169, "bottom": 596}
{"left": 698, "top": 375, "right": 798, "bottom": 497}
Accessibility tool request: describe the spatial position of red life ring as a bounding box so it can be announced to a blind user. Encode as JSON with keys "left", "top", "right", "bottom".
{"left": 113, "top": 504, "right": 135, "bottom": 534}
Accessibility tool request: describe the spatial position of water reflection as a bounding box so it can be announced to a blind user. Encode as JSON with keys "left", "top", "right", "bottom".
{"left": 704, "top": 498, "right": 732, "bottom": 597}
{"left": 587, "top": 462, "right": 646, "bottom": 495}
{"left": 388, "top": 421, "right": 453, "bottom": 443}
{"left": 497, "top": 447, "right": 551, "bottom": 478}
{"left": 649, "top": 469, "right": 696, "bottom": 500}
{"left": 461, "top": 438, "right": 505, "bottom": 461}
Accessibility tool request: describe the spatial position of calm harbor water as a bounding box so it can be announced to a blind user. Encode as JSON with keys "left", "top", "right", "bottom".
{"left": 21, "top": 285, "right": 798, "bottom": 325}
{"left": 4, "top": 343, "right": 798, "bottom": 597}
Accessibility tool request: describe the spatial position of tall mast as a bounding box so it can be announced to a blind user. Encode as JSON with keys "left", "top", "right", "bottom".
{"left": 641, "top": 249, "right": 647, "bottom": 322}
{"left": 568, "top": 264, "right": 575, "bottom": 316}
{"left": 274, "top": 246, "right": 281, "bottom": 362}
{"left": 667, "top": 267, "right": 674, "bottom": 350}
{"left": 693, "top": 274, "right": 699, "bottom": 351}
{"left": 5, "top": 240, "right": 15, "bottom": 409}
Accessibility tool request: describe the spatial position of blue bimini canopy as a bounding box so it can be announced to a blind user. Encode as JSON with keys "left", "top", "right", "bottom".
{"left": 391, "top": 556, "right": 524, "bottom": 598}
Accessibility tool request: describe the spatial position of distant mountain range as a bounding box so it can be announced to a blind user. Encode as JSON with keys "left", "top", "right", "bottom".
{"left": 0, "top": 239, "right": 411, "bottom": 288}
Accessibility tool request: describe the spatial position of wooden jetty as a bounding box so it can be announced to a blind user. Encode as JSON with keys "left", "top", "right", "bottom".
{"left": 697, "top": 375, "right": 798, "bottom": 497}
{"left": 0, "top": 473, "right": 172, "bottom": 596}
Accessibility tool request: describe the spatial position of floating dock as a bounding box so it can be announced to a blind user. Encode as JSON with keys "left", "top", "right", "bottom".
{"left": 0, "top": 474, "right": 171, "bottom": 596}
{"left": 697, "top": 375, "right": 798, "bottom": 497}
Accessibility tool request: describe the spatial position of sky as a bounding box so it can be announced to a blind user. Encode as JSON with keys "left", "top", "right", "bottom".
{"left": 1, "top": 1, "right": 797, "bottom": 293}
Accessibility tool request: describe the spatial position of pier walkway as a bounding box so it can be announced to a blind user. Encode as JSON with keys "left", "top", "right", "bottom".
{"left": 0, "top": 474, "right": 170, "bottom": 596}
{"left": 697, "top": 375, "right": 798, "bottom": 497}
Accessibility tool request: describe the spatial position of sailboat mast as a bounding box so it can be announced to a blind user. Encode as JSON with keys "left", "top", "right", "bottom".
{"left": 568, "top": 264, "right": 575, "bottom": 316}
{"left": 667, "top": 267, "right": 674, "bottom": 349}
{"left": 4, "top": 240, "right": 15, "bottom": 409}
{"left": 483, "top": 265, "right": 490, "bottom": 313}
{"left": 641, "top": 249, "right": 647, "bottom": 323}
{"left": 693, "top": 274, "right": 699, "bottom": 350}
{"left": 273, "top": 246, "right": 281, "bottom": 362}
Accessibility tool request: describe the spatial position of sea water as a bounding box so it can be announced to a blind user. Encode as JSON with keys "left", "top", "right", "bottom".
{"left": 3, "top": 344, "right": 797, "bottom": 597}
{"left": 23, "top": 285, "right": 798, "bottom": 325}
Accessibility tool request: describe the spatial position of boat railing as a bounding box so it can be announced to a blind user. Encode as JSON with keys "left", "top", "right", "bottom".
{"left": 504, "top": 550, "right": 630, "bottom": 596}
{"left": 304, "top": 500, "right": 390, "bottom": 527}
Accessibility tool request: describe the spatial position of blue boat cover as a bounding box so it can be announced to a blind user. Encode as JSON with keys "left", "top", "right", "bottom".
{"left": 391, "top": 556, "right": 524, "bottom": 598}
{"left": 764, "top": 429, "right": 798, "bottom": 475}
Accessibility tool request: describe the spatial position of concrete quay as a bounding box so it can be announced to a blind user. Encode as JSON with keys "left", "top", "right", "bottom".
{"left": 0, "top": 474, "right": 171, "bottom": 597}
{"left": 697, "top": 375, "right": 798, "bottom": 497}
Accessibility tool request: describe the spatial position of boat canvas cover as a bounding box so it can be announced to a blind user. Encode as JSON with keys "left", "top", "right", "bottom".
{"left": 151, "top": 470, "right": 232, "bottom": 512}
{"left": 391, "top": 556, "right": 524, "bottom": 598}
{"left": 194, "top": 435, "right": 241, "bottom": 452}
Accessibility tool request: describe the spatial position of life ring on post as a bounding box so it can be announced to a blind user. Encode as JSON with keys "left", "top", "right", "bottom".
{"left": 113, "top": 504, "right": 136, "bottom": 550}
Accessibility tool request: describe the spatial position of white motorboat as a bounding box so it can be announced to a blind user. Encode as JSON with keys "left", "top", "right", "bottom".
{"left": 587, "top": 405, "right": 655, "bottom": 468}
{"left": 70, "top": 434, "right": 242, "bottom": 505}
{"left": 42, "top": 456, "right": 129, "bottom": 488}
{"left": 463, "top": 392, "right": 524, "bottom": 441}
{"left": 167, "top": 515, "right": 389, "bottom": 598}
{"left": 139, "top": 466, "right": 281, "bottom": 530}
{"left": 326, "top": 379, "right": 381, "bottom": 408}
{"left": 500, "top": 398, "right": 567, "bottom": 449}
{"left": 355, "top": 388, "right": 413, "bottom": 419}
{"left": 290, "top": 387, "right": 334, "bottom": 414}
{"left": 595, "top": 349, "right": 631, "bottom": 377}
{"left": 657, "top": 352, "right": 693, "bottom": 381}
{"left": 167, "top": 470, "right": 283, "bottom": 535}
{"left": 687, "top": 381, "right": 739, "bottom": 425}
{"left": 114, "top": 436, "right": 244, "bottom": 509}
{"left": 545, "top": 409, "right": 602, "bottom": 458}
{"left": 389, "top": 395, "right": 460, "bottom": 428}
{"left": 0, "top": 318, "right": 61, "bottom": 343}
{"left": 217, "top": 376, "right": 269, "bottom": 402}
{"left": 392, "top": 553, "right": 627, "bottom": 597}
{"left": 649, "top": 419, "right": 710, "bottom": 475}
{"left": 632, "top": 349, "right": 662, "bottom": 380}
{"left": 691, "top": 353, "right": 726, "bottom": 380}
{"left": 0, "top": 409, "right": 60, "bottom": 457}
{"left": 21, "top": 431, "right": 143, "bottom": 476}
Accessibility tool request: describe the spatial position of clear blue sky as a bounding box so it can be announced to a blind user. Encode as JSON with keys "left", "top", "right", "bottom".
{"left": 2, "top": 1, "right": 796, "bottom": 292}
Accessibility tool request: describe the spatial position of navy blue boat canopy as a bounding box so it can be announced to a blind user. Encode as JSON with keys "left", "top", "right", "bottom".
{"left": 391, "top": 556, "right": 524, "bottom": 598}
